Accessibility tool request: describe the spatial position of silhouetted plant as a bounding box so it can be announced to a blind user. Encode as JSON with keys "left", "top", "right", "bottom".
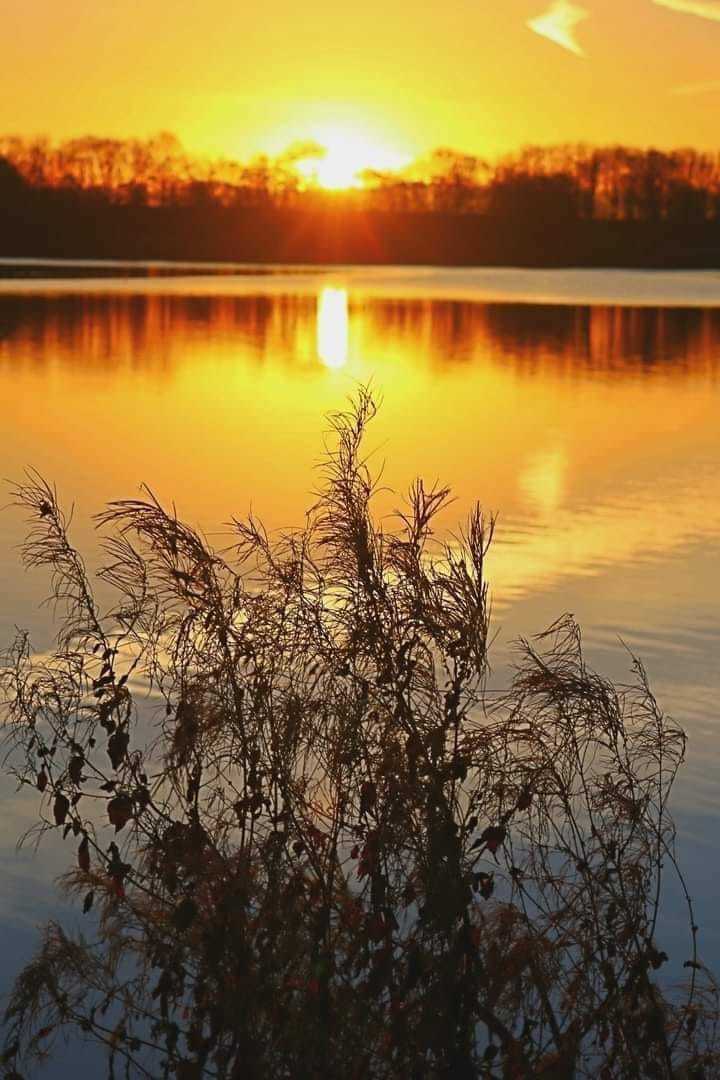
{"left": 1, "top": 390, "right": 717, "bottom": 1079}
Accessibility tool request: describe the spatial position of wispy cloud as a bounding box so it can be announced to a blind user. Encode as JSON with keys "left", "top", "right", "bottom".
{"left": 653, "top": 0, "right": 720, "bottom": 22}
{"left": 670, "top": 79, "right": 720, "bottom": 95}
{"left": 527, "top": 0, "right": 590, "bottom": 56}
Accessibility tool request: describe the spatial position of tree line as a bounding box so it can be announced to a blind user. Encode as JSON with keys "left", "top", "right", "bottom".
{"left": 3, "top": 133, "right": 720, "bottom": 222}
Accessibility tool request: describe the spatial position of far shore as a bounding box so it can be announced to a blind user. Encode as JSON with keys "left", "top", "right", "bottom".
{"left": 3, "top": 204, "right": 720, "bottom": 272}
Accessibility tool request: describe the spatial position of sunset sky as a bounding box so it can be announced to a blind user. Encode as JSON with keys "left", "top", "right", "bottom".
{"left": 3, "top": 0, "right": 720, "bottom": 165}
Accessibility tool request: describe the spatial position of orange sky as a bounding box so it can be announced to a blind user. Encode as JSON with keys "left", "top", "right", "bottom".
{"left": 2, "top": 0, "right": 720, "bottom": 164}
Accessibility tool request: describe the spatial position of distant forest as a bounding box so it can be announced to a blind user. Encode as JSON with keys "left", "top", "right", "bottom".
{"left": 4, "top": 132, "right": 720, "bottom": 220}
{"left": 3, "top": 133, "right": 720, "bottom": 265}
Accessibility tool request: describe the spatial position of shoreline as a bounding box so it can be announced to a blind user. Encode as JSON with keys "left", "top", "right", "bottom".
{"left": 1, "top": 262, "right": 719, "bottom": 308}
{"left": 3, "top": 204, "right": 720, "bottom": 273}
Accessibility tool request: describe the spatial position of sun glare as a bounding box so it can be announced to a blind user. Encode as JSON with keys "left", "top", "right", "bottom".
{"left": 295, "top": 126, "right": 411, "bottom": 190}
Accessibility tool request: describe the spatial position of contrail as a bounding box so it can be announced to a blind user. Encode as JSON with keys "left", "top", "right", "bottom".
{"left": 653, "top": 0, "right": 720, "bottom": 22}
{"left": 527, "top": 0, "right": 590, "bottom": 57}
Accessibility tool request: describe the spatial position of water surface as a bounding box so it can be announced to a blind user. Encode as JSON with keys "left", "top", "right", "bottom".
{"left": 1, "top": 266, "right": 718, "bottom": 1065}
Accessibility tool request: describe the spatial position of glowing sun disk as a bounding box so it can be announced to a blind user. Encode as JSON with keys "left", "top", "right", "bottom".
{"left": 296, "top": 127, "right": 410, "bottom": 190}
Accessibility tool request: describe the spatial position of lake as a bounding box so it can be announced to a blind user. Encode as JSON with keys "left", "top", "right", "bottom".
{"left": 1, "top": 264, "right": 719, "bottom": 1069}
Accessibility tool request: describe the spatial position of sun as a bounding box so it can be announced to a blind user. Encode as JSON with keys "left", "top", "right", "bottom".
{"left": 294, "top": 125, "right": 411, "bottom": 190}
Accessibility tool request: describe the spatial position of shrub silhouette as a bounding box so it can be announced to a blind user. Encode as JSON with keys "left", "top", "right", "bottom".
{"left": 1, "top": 390, "right": 718, "bottom": 1079}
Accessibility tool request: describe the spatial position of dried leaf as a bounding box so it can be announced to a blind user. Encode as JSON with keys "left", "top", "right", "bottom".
{"left": 78, "top": 835, "right": 91, "bottom": 872}
{"left": 68, "top": 755, "right": 84, "bottom": 785}
{"left": 172, "top": 897, "right": 199, "bottom": 932}
{"left": 107, "top": 730, "right": 130, "bottom": 770}
{"left": 360, "top": 781, "right": 376, "bottom": 816}
{"left": 53, "top": 792, "right": 70, "bottom": 827}
{"left": 476, "top": 872, "right": 494, "bottom": 900}
{"left": 517, "top": 786, "right": 533, "bottom": 811}
{"left": 480, "top": 825, "right": 506, "bottom": 855}
{"left": 108, "top": 794, "right": 133, "bottom": 833}
{"left": 110, "top": 874, "right": 125, "bottom": 899}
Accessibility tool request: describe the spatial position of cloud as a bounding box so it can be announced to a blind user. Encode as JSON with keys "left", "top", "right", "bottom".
{"left": 670, "top": 79, "right": 720, "bottom": 95}
{"left": 527, "top": 0, "right": 590, "bottom": 56}
{"left": 653, "top": 0, "right": 720, "bottom": 21}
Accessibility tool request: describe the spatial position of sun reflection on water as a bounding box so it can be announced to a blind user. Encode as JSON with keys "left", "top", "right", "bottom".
{"left": 316, "top": 286, "right": 349, "bottom": 369}
{"left": 519, "top": 448, "right": 568, "bottom": 517}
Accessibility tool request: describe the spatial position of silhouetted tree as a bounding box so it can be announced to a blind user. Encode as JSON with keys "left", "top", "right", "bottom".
{"left": 2, "top": 133, "right": 720, "bottom": 223}
{"left": 0, "top": 156, "right": 28, "bottom": 206}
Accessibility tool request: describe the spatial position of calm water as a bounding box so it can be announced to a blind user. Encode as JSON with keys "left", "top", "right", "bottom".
{"left": 1, "top": 266, "right": 719, "bottom": 1066}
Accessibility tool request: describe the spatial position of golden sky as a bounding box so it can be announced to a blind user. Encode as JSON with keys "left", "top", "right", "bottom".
{"left": 2, "top": 0, "right": 720, "bottom": 164}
